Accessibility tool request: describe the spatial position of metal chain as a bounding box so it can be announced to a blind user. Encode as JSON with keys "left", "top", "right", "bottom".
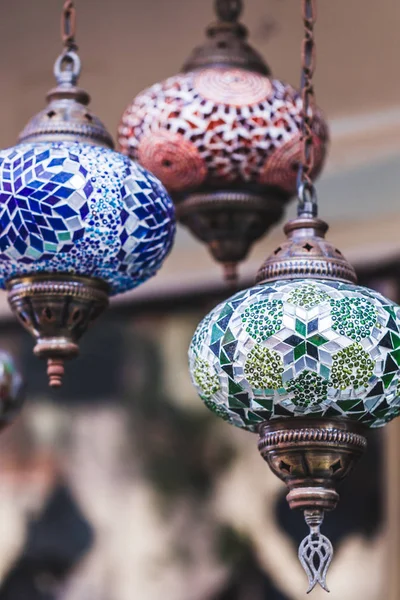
{"left": 297, "top": 0, "right": 317, "bottom": 215}
{"left": 215, "top": 0, "right": 243, "bottom": 23}
{"left": 61, "top": 0, "right": 78, "bottom": 52}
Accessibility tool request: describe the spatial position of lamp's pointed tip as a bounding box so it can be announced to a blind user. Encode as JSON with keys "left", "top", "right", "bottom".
{"left": 223, "top": 261, "right": 238, "bottom": 288}
{"left": 47, "top": 358, "right": 65, "bottom": 388}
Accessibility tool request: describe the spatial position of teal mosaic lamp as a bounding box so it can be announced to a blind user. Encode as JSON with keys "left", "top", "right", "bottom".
{"left": 0, "top": 351, "right": 24, "bottom": 432}
{"left": 0, "top": 2, "right": 175, "bottom": 387}
{"left": 189, "top": 0, "right": 400, "bottom": 592}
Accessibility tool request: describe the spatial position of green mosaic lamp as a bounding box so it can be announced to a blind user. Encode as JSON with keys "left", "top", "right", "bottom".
{"left": 189, "top": 0, "right": 400, "bottom": 593}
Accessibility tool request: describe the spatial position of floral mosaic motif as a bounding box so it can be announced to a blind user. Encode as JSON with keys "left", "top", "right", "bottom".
{"left": 331, "top": 343, "right": 374, "bottom": 390}
{"left": 193, "top": 356, "right": 220, "bottom": 399}
{"left": 287, "top": 283, "right": 330, "bottom": 310}
{"left": 330, "top": 297, "right": 378, "bottom": 340}
{"left": 188, "top": 279, "right": 400, "bottom": 431}
{"left": 0, "top": 142, "right": 175, "bottom": 294}
{"left": 287, "top": 370, "right": 329, "bottom": 408}
{"left": 241, "top": 299, "right": 283, "bottom": 343}
{"left": 244, "top": 345, "right": 283, "bottom": 390}
{"left": 118, "top": 69, "right": 328, "bottom": 196}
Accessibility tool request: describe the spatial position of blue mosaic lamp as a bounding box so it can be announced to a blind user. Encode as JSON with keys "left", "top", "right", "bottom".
{"left": 0, "top": 2, "right": 175, "bottom": 387}
{"left": 189, "top": 0, "right": 400, "bottom": 592}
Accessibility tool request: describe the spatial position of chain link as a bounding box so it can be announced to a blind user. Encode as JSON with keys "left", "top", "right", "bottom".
{"left": 215, "top": 0, "right": 243, "bottom": 23}
{"left": 61, "top": 0, "right": 78, "bottom": 52}
{"left": 297, "top": 0, "right": 317, "bottom": 213}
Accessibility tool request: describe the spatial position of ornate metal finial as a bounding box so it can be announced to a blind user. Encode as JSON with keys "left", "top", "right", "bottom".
{"left": 215, "top": 0, "right": 243, "bottom": 22}
{"left": 258, "top": 418, "right": 367, "bottom": 594}
{"left": 299, "top": 510, "right": 333, "bottom": 593}
{"left": 182, "top": 0, "right": 269, "bottom": 75}
{"left": 18, "top": 0, "right": 113, "bottom": 148}
{"left": 255, "top": 215, "right": 357, "bottom": 285}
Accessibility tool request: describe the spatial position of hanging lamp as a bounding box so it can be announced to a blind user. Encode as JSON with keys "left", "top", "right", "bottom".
{"left": 0, "top": 1, "right": 175, "bottom": 387}
{"left": 118, "top": 0, "right": 328, "bottom": 284}
{"left": 0, "top": 351, "right": 24, "bottom": 431}
{"left": 188, "top": 0, "right": 400, "bottom": 592}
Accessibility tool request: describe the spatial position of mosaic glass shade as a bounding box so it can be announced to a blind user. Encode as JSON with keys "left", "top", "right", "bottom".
{"left": 189, "top": 280, "right": 400, "bottom": 431}
{"left": 0, "top": 351, "right": 24, "bottom": 430}
{"left": 0, "top": 141, "right": 175, "bottom": 294}
{"left": 118, "top": 68, "right": 328, "bottom": 197}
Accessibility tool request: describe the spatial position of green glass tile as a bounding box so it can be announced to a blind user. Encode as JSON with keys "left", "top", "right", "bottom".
{"left": 219, "top": 350, "right": 230, "bottom": 366}
{"left": 391, "top": 332, "right": 400, "bottom": 349}
{"left": 228, "top": 379, "right": 243, "bottom": 395}
{"left": 382, "top": 373, "right": 396, "bottom": 388}
{"left": 246, "top": 411, "right": 265, "bottom": 423}
{"left": 294, "top": 341, "right": 307, "bottom": 360}
{"left": 228, "top": 396, "right": 248, "bottom": 408}
{"left": 211, "top": 324, "right": 224, "bottom": 344}
{"left": 319, "top": 364, "right": 330, "bottom": 380}
{"left": 337, "top": 399, "right": 364, "bottom": 410}
{"left": 58, "top": 231, "right": 71, "bottom": 241}
{"left": 391, "top": 349, "right": 400, "bottom": 366}
{"left": 44, "top": 243, "right": 58, "bottom": 252}
{"left": 253, "top": 398, "right": 273, "bottom": 411}
{"left": 222, "top": 328, "right": 235, "bottom": 344}
{"left": 308, "top": 334, "right": 328, "bottom": 347}
{"left": 219, "top": 304, "right": 234, "bottom": 319}
{"left": 295, "top": 319, "right": 306, "bottom": 337}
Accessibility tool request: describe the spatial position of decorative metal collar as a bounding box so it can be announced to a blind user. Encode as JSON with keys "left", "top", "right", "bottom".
{"left": 256, "top": 215, "right": 357, "bottom": 285}
{"left": 182, "top": 0, "right": 270, "bottom": 75}
{"left": 18, "top": 50, "right": 114, "bottom": 149}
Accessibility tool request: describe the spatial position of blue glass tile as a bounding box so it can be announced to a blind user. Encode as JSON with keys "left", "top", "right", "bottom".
{"left": 79, "top": 204, "right": 89, "bottom": 219}
{"left": 29, "top": 235, "right": 43, "bottom": 252}
{"left": 48, "top": 158, "right": 66, "bottom": 168}
{"left": 51, "top": 171, "right": 73, "bottom": 184}
{"left": 54, "top": 204, "right": 77, "bottom": 218}
{"left": 31, "top": 190, "right": 49, "bottom": 201}
{"left": 42, "top": 182, "right": 58, "bottom": 192}
{"left": 72, "top": 229, "right": 85, "bottom": 241}
{"left": 14, "top": 238, "right": 27, "bottom": 255}
{"left": 29, "top": 199, "right": 41, "bottom": 214}
{"left": 48, "top": 217, "right": 68, "bottom": 231}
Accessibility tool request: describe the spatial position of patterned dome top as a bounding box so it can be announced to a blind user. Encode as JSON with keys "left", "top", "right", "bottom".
{"left": 0, "top": 141, "right": 175, "bottom": 294}
{"left": 118, "top": 67, "right": 328, "bottom": 196}
{"left": 0, "top": 351, "right": 24, "bottom": 431}
{"left": 189, "top": 280, "right": 400, "bottom": 431}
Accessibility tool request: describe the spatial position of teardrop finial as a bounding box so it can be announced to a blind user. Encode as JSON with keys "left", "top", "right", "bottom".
{"left": 299, "top": 509, "right": 333, "bottom": 594}
{"left": 215, "top": 0, "right": 243, "bottom": 22}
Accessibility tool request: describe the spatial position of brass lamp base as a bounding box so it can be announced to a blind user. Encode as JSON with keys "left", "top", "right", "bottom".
{"left": 7, "top": 273, "right": 109, "bottom": 388}
{"left": 176, "top": 189, "right": 287, "bottom": 285}
{"left": 258, "top": 418, "right": 367, "bottom": 592}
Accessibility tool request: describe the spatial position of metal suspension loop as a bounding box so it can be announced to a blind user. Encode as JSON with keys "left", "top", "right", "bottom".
{"left": 297, "top": 0, "right": 318, "bottom": 217}
{"left": 215, "top": 0, "right": 243, "bottom": 22}
{"left": 61, "top": 0, "right": 78, "bottom": 52}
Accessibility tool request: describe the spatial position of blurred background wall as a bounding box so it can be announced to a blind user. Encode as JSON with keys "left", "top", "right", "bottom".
{"left": 0, "top": 1, "right": 398, "bottom": 599}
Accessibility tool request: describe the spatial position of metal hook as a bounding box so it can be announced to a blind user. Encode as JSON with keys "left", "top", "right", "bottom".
{"left": 53, "top": 50, "right": 81, "bottom": 87}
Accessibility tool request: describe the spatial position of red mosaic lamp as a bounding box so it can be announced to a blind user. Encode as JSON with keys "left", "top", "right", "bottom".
{"left": 118, "top": 0, "right": 329, "bottom": 284}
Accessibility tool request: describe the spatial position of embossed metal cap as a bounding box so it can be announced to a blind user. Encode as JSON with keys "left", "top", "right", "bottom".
{"left": 18, "top": 51, "right": 114, "bottom": 149}
{"left": 182, "top": 0, "right": 270, "bottom": 75}
{"left": 256, "top": 215, "right": 357, "bottom": 285}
